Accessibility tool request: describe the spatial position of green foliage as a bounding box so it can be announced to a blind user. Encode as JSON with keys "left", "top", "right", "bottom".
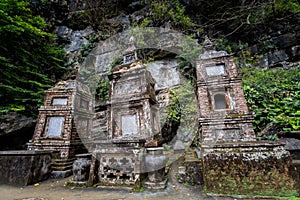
{"left": 166, "top": 82, "right": 198, "bottom": 135}
{"left": 132, "top": 186, "right": 145, "bottom": 192}
{"left": 0, "top": 0, "right": 66, "bottom": 115}
{"left": 289, "top": 197, "right": 300, "bottom": 200}
{"left": 95, "top": 79, "right": 110, "bottom": 102}
{"left": 138, "top": 0, "right": 197, "bottom": 32}
{"left": 167, "top": 82, "right": 197, "bottom": 123}
{"left": 237, "top": 50, "right": 264, "bottom": 67}
{"left": 242, "top": 66, "right": 300, "bottom": 134}
{"left": 77, "top": 0, "right": 132, "bottom": 34}
{"left": 78, "top": 36, "right": 100, "bottom": 63}
{"left": 177, "top": 59, "right": 196, "bottom": 83}
{"left": 271, "top": 0, "right": 300, "bottom": 17}
{"left": 166, "top": 89, "right": 181, "bottom": 123}
{"left": 215, "top": 38, "right": 233, "bottom": 54}
{"left": 186, "top": 0, "right": 299, "bottom": 55}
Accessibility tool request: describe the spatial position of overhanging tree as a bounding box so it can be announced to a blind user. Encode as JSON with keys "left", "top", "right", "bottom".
{"left": 0, "top": 0, "right": 67, "bottom": 115}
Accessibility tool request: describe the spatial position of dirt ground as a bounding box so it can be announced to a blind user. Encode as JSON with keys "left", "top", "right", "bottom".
{"left": 0, "top": 177, "right": 236, "bottom": 200}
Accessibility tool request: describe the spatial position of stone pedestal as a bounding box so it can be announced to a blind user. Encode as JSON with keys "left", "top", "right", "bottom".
{"left": 88, "top": 140, "right": 146, "bottom": 186}
{"left": 73, "top": 154, "right": 91, "bottom": 180}
{"left": 202, "top": 141, "right": 298, "bottom": 196}
{"left": 143, "top": 147, "right": 167, "bottom": 189}
{"left": 68, "top": 153, "right": 91, "bottom": 186}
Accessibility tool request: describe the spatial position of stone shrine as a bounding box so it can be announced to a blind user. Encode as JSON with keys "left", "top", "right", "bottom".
{"left": 196, "top": 38, "right": 297, "bottom": 195}
{"left": 87, "top": 48, "right": 166, "bottom": 188}
{"left": 108, "top": 51, "right": 161, "bottom": 145}
{"left": 196, "top": 37, "right": 256, "bottom": 143}
{"left": 27, "top": 80, "right": 92, "bottom": 178}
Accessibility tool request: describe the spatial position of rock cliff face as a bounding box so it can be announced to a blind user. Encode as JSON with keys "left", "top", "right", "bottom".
{"left": 0, "top": 112, "right": 35, "bottom": 150}
{"left": 0, "top": 112, "right": 35, "bottom": 136}
{"left": 248, "top": 32, "right": 300, "bottom": 69}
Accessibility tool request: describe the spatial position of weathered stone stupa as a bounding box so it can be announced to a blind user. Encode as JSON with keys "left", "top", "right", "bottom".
{"left": 196, "top": 37, "right": 297, "bottom": 195}
{"left": 27, "top": 80, "right": 92, "bottom": 178}
{"left": 87, "top": 44, "right": 166, "bottom": 189}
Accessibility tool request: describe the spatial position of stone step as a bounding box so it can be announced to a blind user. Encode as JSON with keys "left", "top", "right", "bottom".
{"left": 92, "top": 128, "right": 108, "bottom": 133}
{"left": 292, "top": 159, "right": 300, "bottom": 165}
{"left": 184, "top": 148, "right": 200, "bottom": 162}
{"left": 92, "top": 127, "right": 108, "bottom": 132}
{"left": 93, "top": 120, "right": 107, "bottom": 127}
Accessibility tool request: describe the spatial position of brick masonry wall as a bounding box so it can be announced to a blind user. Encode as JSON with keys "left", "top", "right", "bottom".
{"left": 196, "top": 53, "right": 255, "bottom": 143}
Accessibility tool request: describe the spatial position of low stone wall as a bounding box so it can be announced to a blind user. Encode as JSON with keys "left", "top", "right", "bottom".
{"left": 0, "top": 150, "right": 52, "bottom": 185}
{"left": 202, "top": 142, "right": 299, "bottom": 197}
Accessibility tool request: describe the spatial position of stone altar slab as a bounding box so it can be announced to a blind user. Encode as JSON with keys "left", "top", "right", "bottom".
{"left": 0, "top": 150, "right": 52, "bottom": 185}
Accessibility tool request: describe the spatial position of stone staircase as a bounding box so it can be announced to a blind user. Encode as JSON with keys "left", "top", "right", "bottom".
{"left": 176, "top": 148, "right": 203, "bottom": 186}
{"left": 92, "top": 110, "right": 108, "bottom": 141}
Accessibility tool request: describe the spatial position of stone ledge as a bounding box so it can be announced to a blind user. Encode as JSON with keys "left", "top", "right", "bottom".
{"left": 143, "top": 179, "right": 167, "bottom": 190}
{"left": 207, "top": 193, "right": 282, "bottom": 199}
{"left": 0, "top": 150, "right": 52, "bottom": 155}
{"left": 199, "top": 115, "right": 254, "bottom": 123}
{"left": 201, "top": 141, "right": 285, "bottom": 149}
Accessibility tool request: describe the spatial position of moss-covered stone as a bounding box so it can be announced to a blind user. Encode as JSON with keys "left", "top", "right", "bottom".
{"left": 202, "top": 142, "right": 299, "bottom": 197}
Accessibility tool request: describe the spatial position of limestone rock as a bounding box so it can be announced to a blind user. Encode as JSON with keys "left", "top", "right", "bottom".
{"left": 0, "top": 112, "right": 35, "bottom": 137}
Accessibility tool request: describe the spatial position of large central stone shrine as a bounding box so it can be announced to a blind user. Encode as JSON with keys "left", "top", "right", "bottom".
{"left": 88, "top": 49, "right": 165, "bottom": 187}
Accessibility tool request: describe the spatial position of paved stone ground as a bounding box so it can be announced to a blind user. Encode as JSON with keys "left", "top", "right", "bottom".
{"left": 0, "top": 177, "right": 237, "bottom": 200}
{"left": 0, "top": 157, "right": 278, "bottom": 200}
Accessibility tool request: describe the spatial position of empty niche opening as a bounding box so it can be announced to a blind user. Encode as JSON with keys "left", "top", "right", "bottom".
{"left": 214, "top": 93, "right": 228, "bottom": 110}
{"left": 107, "top": 173, "right": 117, "bottom": 179}
{"left": 120, "top": 174, "right": 131, "bottom": 180}
{"left": 46, "top": 116, "right": 64, "bottom": 137}
{"left": 121, "top": 114, "right": 137, "bottom": 136}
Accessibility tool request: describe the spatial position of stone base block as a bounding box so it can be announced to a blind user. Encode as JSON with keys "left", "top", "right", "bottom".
{"left": 202, "top": 141, "right": 299, "bottom": 197}
{"left": 143, "top": 178, "right": 167, "bottom": 190}
{"left": 0, "top": 150, "right": 52, "bottom": 185}
{"left": 50, "top": 170, "right": 72, "bottom": 179}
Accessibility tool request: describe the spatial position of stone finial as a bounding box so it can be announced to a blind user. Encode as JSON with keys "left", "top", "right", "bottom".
{"left": 123, "top": 36, "right": 138, "bottom": 64}
{"left": 202, "top": 36, "right": 215, "bottom": 51}
{"left": 125, "top": 36, "right": 137, "bottom": 53}
{"left": 199, "top": 36, "right": 228, "bottom": 59}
